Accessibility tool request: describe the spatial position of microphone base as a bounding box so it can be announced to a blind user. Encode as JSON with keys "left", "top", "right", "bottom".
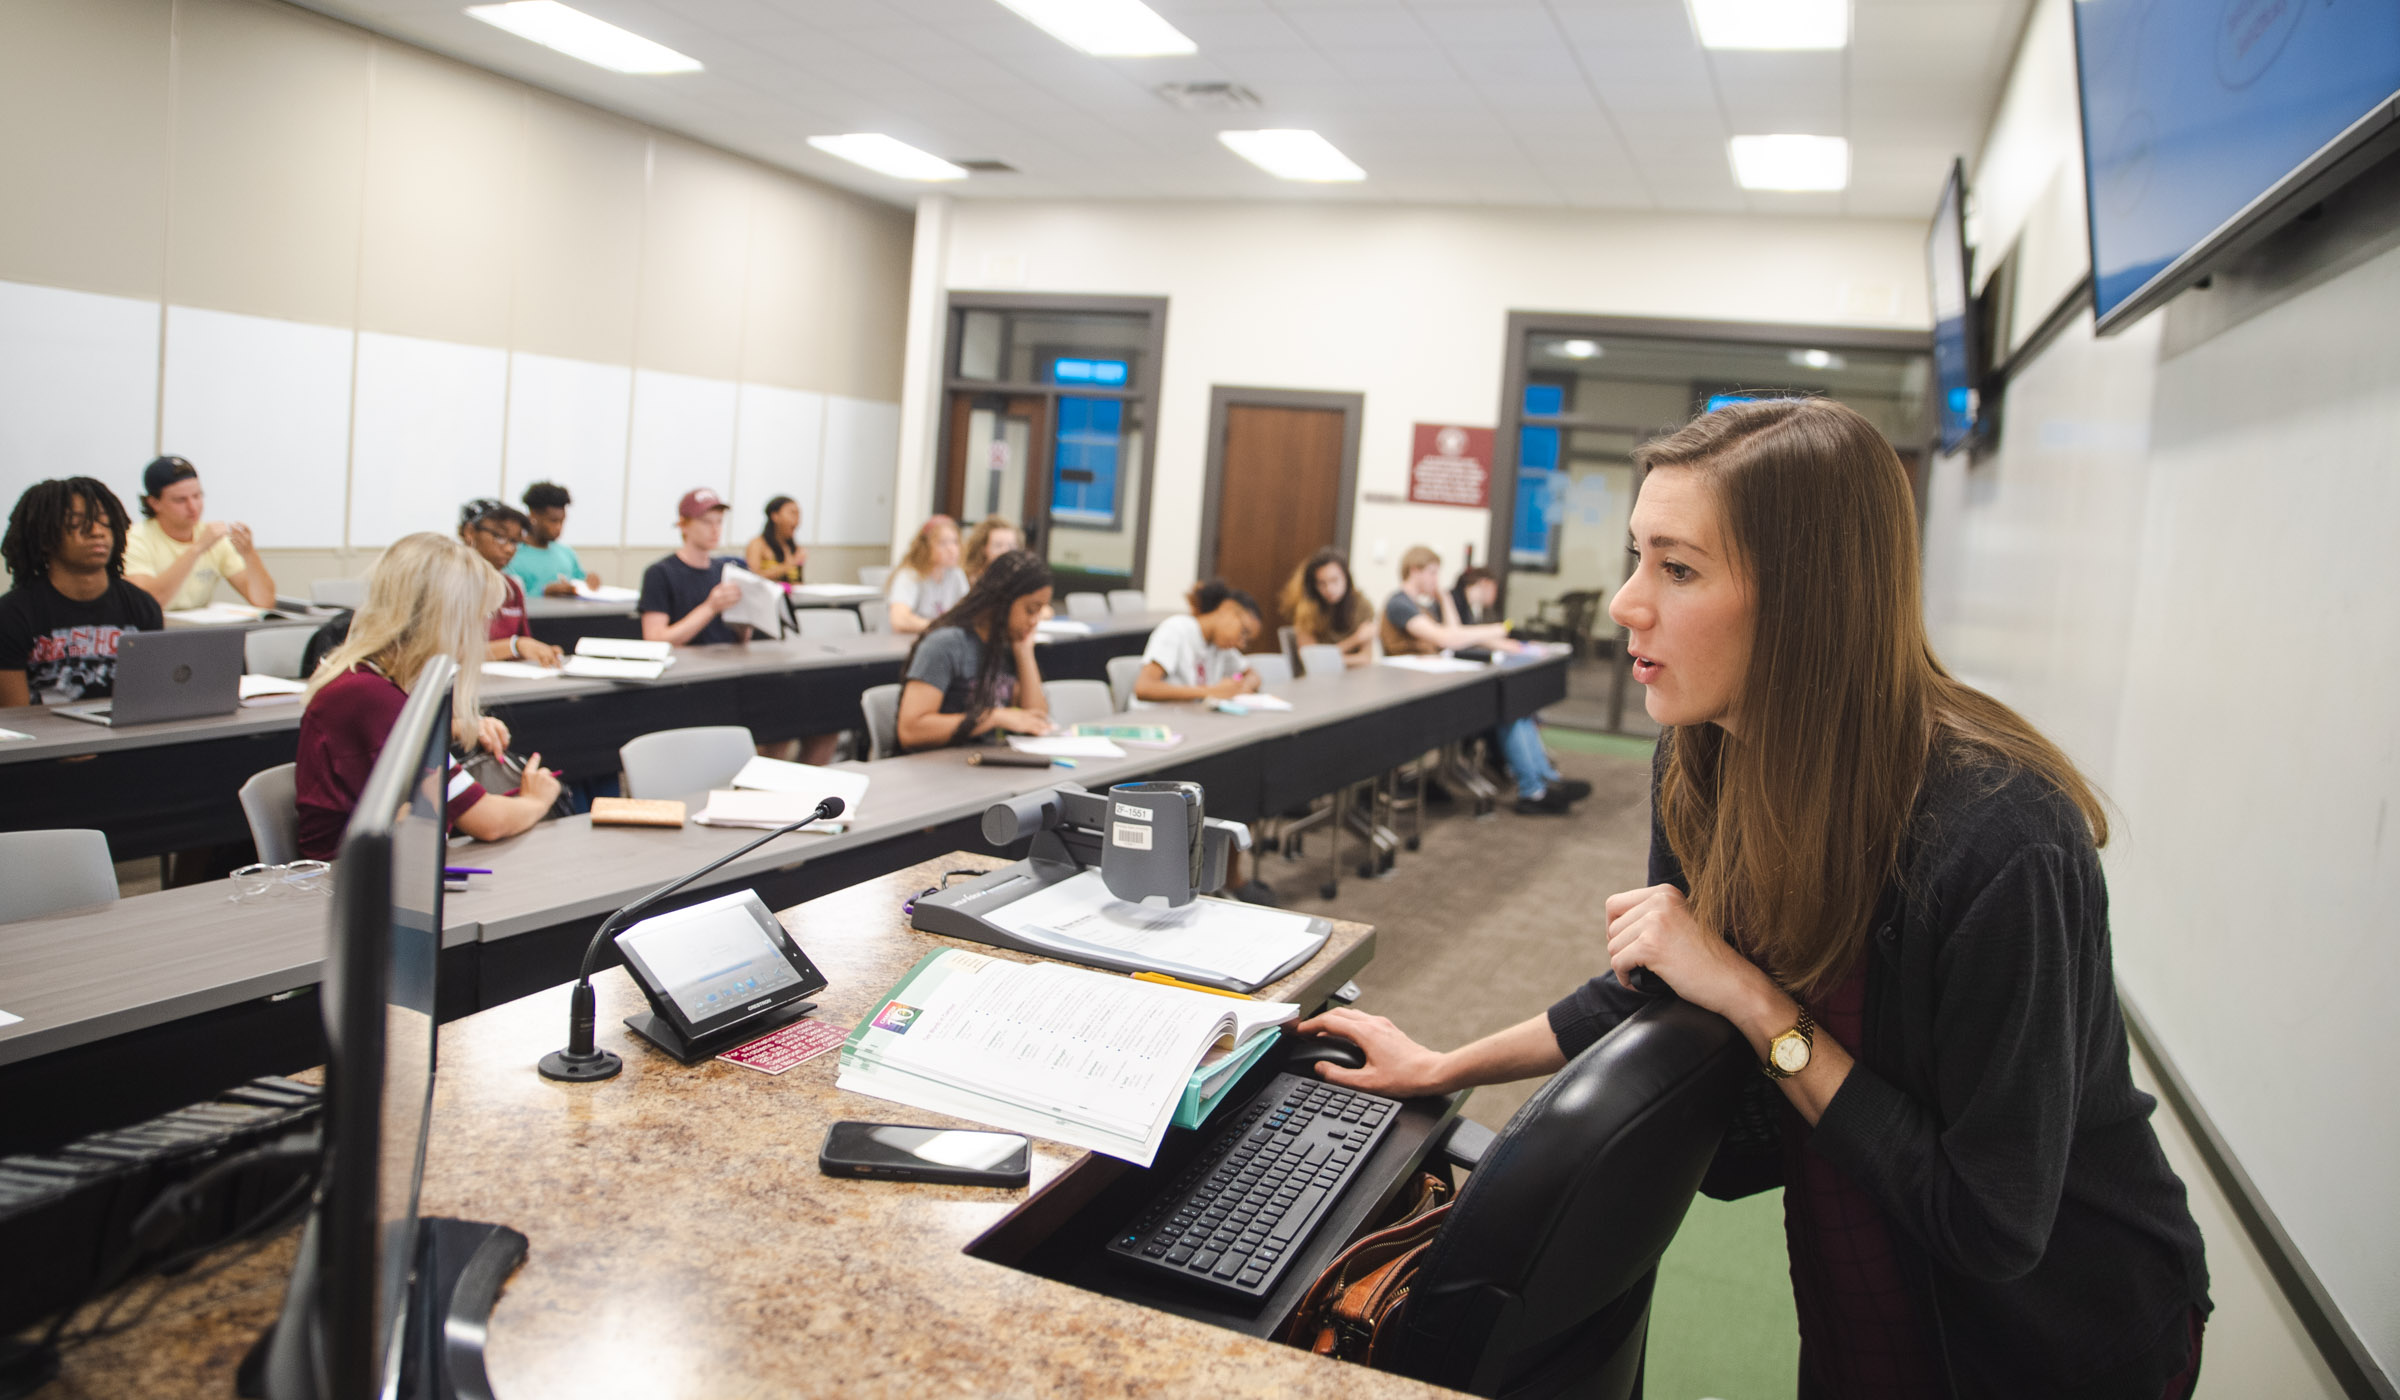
{"left": 537, "top": 1047, "right": 623, "bottom": 1082}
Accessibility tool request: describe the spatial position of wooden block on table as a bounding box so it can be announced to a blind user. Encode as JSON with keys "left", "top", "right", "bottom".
{"left": 590, "top": 797, "right": 686, "bottom": 828}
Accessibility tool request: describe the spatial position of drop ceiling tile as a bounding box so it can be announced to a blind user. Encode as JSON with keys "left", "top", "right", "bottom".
{"left": 1446, "top": 45, "right": 1585, "bottom": 86}
{"left": 1852, "top": 1, "right": 2012, "bottom": 51}
{"left": 1205, "top": 46, "right": 1351, "bottom": 83}
{"left": 763, "top": 0, "right": 910, "bottom": 28}
{"left": 1328, "top": 46, "right": 1460, "bottom": 81}
{"left": 1279, "top": 7, "right": 1431, "bottom": 46}
{"left": 1409, "top": 5, "right": 1562, "bottom": 45}
{"left": 1168, "top": 9, "right": 1314, "bottom": 46}
{"left": 1596, "top": 79, "right": 1723, "bottom": 121}
{"left": 1548, "top": 1, "right": 1699, "bottom": 50}
{"left": 1480, "top": 85, "right": 1610, "bottom": 119}
{"left": 1573, "top": 42, "right": 1713, "bottom": 88}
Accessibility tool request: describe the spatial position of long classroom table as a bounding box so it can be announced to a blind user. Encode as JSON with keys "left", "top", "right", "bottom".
{"left": 0, "top": 650, "right": 1566, "bottom": 1152}
{"left": 0, "top": 614, "right": 1166, "bottom": 861}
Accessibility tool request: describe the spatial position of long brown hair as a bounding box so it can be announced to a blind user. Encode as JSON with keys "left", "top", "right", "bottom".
{"left": 1282, "top": 547, "right": 1366, "bottom": 644}
{"left": 1647, "top": 398, "right": 2107, "bottom": 995}
{"left": 897, "top": 514, "right": 957, "bottom": 577}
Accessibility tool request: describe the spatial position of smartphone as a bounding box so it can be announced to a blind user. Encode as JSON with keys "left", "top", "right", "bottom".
{"left": 819, "top": 1121, "right": 1031, "bottom": 1187}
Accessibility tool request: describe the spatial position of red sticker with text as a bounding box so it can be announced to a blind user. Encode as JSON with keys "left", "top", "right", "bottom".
{"left": 717, "top": 1018, "right": 849, "bottom": 1075}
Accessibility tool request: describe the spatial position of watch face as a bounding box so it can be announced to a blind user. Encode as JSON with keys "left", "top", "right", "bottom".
{"left": 1772, "top": 1035, "right": 1811, "bottom": 1074}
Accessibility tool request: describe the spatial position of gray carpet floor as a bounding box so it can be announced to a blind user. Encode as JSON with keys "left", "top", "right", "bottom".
{"left": 1273, "top": 739, "right": 1802, "bottom": 1400}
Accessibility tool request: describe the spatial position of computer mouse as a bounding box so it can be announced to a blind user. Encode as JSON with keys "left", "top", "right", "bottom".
{"left": 1284, "top": 1035, "right": 1366, "bottom": 1074}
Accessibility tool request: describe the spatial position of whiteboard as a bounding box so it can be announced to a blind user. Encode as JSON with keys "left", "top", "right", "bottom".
{"left": 348, "top": 332, "right": 506, "bottom": 548}
{"left": 818, "top": 396, "right": 900, "bottom": 546}
{"left": 503, "top": 352, "right": 631, "bottom": 547}
{"left": 0, "top": 279, "right": 159, "bottom": 515}
{"left": 159, "top": 306, "right": 353, "bottom": 549}
{"left": 624, "top": 369, "right": 735, "bottom": 548}
{"left": 731, "top": 383, "right": 824, "bottom": 544}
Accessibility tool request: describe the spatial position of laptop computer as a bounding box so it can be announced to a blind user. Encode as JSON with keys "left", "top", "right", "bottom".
{"left": 56, "top": 627, "right": 246, "bottom": 727}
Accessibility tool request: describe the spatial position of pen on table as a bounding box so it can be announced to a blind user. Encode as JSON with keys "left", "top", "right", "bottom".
{"left": 1132, "top": 971, "right": 1250, "bottom": 1000}
{"left": 444, "top": 866, "right": 492, "bottom": 877}
{"left": 1054, "top": 758, "right": 1078, "bottom": 769}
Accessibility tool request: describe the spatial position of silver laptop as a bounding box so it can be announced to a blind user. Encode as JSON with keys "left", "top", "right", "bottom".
{"left": 57, "top": 627, "right": 246, "bottom": 727}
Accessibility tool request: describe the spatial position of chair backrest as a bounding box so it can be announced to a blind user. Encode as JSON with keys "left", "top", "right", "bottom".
{"left": 858, "top": 565, "right": 893, "bottom": 591}
{"left": 239, "top": 763, "right": 300, "bottom": 866}
{"left": 1246, "top": 653, "right": 1291, "bottom": 687}
{"left": 796, "top": 608, "right": 862, "bottom": 638}
{"left": 1064, "top": 592, "right": 1110, "bottom": 621}
{"left": 618, "top": 725, "right": 757, "bottom": 800}
{"left": 310, "top": 577, "right": 368, "bottom": 609}
{"left": 0, "top": 829, "right": 119, "bottom": 922}
{"left": 244, "top": 624, "right": 317, "bottom": 680}
{"left": 859, "top": 683, "right": 902, "bottom": 760}
{"left": 1045, "top": 679, "right": 1113, "bottom": 726}
{"left": 1107, "top": 589, "right": 1148, "bottom": 615}
{"left": 1105, "top": 654, "right": 1146, "bottom": 712}
{"left": 1298, "top": 644, "right": 1345, "bottom": 679}
{"left": 856, "top": 599, "right": 890, "bottom": 633}
{"left": 1387, "top": 996, "right": 1750, "bottom": 1399}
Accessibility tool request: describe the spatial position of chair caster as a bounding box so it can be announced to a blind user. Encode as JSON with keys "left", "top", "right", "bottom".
{"left": 1404, "top": 836, "right": 1420, "bottom": 852}
{"left": 1320, "top": 883, "right": 1339, "bottom": 901}
{"left": 1258, "top": 835, "right": 1280, "bottom": 853}
{"left": 1358, "top": 862, "right": 1378, "bottom": 879}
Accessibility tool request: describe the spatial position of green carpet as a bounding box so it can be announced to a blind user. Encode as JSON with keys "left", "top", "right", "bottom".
{"left": 1645, "top": 1190, "right": 1800, "bottom": 1399}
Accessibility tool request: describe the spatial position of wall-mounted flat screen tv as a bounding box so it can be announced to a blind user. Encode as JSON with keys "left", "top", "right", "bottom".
{"left": 2074, "top": 0, "right": 2400, "bottom": 332}
{"left": 1927, "top": 159, "right": 1979, "bottom": 453}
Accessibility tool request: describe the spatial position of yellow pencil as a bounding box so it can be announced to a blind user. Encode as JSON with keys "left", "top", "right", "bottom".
{"left": 1132, "top": 971, "right": 1250, "bottom": 1000}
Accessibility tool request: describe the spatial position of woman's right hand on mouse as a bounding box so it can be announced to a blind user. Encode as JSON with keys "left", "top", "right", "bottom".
{"left": 1292, "top": 1008, "right": 1452, "bottom": 1097}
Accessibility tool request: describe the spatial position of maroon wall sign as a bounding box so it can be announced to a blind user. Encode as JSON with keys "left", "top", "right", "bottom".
{"left": 1407, "top": 424, "right": 1494, "bottom": 508}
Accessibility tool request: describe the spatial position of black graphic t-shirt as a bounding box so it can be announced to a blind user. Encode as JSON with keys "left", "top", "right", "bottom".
{"left": 0, "top": 574, "right": 165, "bottom": 703}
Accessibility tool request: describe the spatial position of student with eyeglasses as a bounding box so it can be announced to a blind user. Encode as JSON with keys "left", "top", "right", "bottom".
{"left": 459, "top": 499, "right": 563, "bottom": 667}
{"left": 0, "top": 477, "right": 163, "bottom": 707}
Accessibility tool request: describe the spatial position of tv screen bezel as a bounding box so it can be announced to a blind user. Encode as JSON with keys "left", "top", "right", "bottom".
{"left": 1927, "top": 158, "right": 1979, "bottom": 455}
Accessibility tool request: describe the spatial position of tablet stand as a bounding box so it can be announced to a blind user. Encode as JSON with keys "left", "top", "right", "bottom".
{"left": 623, "top": 1001, "right": 818, "bottom": 1065}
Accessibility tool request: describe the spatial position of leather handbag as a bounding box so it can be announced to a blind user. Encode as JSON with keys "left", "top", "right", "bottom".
{"left": 1276, "top": 1171, "right": 1454, "bottom": 1364}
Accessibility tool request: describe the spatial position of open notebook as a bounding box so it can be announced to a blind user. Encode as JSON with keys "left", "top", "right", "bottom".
{"left": 837, "top": 949, "right": 1297, "bottom": 1165}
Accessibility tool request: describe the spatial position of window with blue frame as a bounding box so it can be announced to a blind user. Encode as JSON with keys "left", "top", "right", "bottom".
{"left": 1513, "top": 382, "right": 1566, "bottom": 571}
{"left": 1051, "top": 396, "right": 1123, "bottom": 527}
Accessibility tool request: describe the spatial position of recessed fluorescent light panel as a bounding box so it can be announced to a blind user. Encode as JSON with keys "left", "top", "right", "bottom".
{"left": 1728, "top": 134, "right": 1850, "bottom": 191}
{"left": 992, "top": 0, "right": 1196, "bottom": 56}
{"left": 1687, "top": 0, "right": 1848, "bottom": 49}
{"left": 807, "top": 134, "right": 969, "bottom": 182}
{"left": 1218, "top": 130, "right": 1366, "bottom": 183}
{"left": 464, "top": 2, "right": 702, "bottom": 73}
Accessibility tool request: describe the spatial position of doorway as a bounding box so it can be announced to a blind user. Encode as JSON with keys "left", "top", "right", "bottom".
{"left": 1198, "top": 387, "right": 1362, "bottom": 635}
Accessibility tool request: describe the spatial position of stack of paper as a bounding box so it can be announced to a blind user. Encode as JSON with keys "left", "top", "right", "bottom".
{"left": 1209, "top": 691, "right": 1295, "bottom": 712}
{"left": 1382, "top": 654, "right": 1488, "bottom": 674}
{"left": 1006, "top": 734, "right": 1126, "bottom": 760}
{"left": 983, "top": 870, "right": 1325, "bottom": 989}
{"left": 571, "top": 582, "right": 641, "bottom": 603}
{"left": 693, "top": 757, "right": 869, "bottom": 831}
{"left": 480, "top": 660, "right": 561, "bottom": 681}
{"left": 238, "top": 674, "right": 307, "bottom": 706}
{"left": 788, "top": 583, "right": 881, "bottom": 602}
{"left": 838, "top": 949, "right": 1297, "bottom": 1165}
{"left": 1033, "top": 618, "right": 1093, "bottom": 638}
{"left": 166, "top": 603, "right": 267, "bottom": 626}
{"left": 564, "top": 636, "right": 675, "bottom": 681}
{"left": 716, "top": 563, "right": 789, "bottom": 636}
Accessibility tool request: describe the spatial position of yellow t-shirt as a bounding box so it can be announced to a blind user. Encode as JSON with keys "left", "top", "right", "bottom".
{"left": 124, "top": 517, "right": 245, "bottom": 611}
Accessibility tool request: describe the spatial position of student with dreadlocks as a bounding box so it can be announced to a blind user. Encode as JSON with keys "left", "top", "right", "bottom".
{"left": 894, "top": 549, "right": 1056, "bottom": 753}
{"left": 0, "top": 477, "right": 163, "bottom": 707}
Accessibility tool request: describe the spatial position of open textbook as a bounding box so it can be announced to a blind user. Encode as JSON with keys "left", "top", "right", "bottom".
{"left": 564, "top": 636, "right": 676, "bottom": 681}
{"left": 837, "top": 949, "right": 1298, "bottom": 1165}
{"left": 693, "top": 757, "right": 868, "bottom": 832}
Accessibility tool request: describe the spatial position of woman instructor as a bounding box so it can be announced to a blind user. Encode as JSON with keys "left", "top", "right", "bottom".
{"left": 1301, "top": 399, "right": 2209, "bottom": 1399}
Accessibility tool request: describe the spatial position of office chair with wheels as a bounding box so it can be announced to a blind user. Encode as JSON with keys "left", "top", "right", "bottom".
{"left": 0, "top": 829, "right": 119, "bottom": 922}
{"left": 1106, "top": 654, "right": 1145, "bottom": 711}
{"left": 618, "top": 725, "right": 757, "bottom": 799}
{"left": 860, "top": 683, "right": 902, "bottom": 760}
{"left": 796, "top": 608, "right": 862, "bottom": 638}
{"left": 1045, "top": 679, "right": 1113, "bottom": 726}
{"left": 239, "top": 763, "right": 300, "bottom": 865}
{"left": 1107, "top": 589, "right": 1148, "bottom": 615}
{"left": 1065, "top": 592, "right": 1111, "bottom": 621}
{"left": 1382, "top": 994, "right": 1750, "bottom": 1400}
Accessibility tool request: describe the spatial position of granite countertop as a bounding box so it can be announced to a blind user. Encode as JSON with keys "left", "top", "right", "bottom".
{"left": 46, "top": 855, "right": 1457, "bottom": 1399}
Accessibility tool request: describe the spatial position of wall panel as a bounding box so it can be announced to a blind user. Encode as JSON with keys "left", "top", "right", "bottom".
{"left": 0, "top": 280, "right": 161, "bottom": 511}
{"left": 820, "top": 397, "right": 901, "bottom": 546}
{"left": 502, "top": 351, "right": 632, "bottom": 547}
{"left": 732, "top": 383, "right": 825, "bottom": 544}
{"left": 636, "top": 140, "right": 752, "bottom": 383}
{"left": 625, "top": 369, "right": 737, "bottom": 547}
{"left": 356, "top": 43, "right": 522, "bottom": 348}
{"left": 0, "top": 0, "right": 170, "bottom": 300}
{"left": 348, "top": 331, "right": 505, "bottom": 547}
{"left": 158, "top": 305, "right": 354, "bottom": 548}
{"left": 510, "top": 94, "right": 646, "bottom": 367}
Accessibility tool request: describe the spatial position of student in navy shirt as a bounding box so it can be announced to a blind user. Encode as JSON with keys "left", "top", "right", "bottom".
{"left": 640, "top": 488, "right": 747, "bottom": 647}
{"left": 295, "top": 533, "right": 559, "bottom": 861}
{"left": 0, "top": 477, "right": 163, "bottom": 707}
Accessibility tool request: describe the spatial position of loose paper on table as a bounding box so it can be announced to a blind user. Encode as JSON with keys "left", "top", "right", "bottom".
{"left": 1005, "top": 734, "right": 1127, "bottom": 759}
{"left": 985, "top": 870, "right": 1322, "bottom": 988}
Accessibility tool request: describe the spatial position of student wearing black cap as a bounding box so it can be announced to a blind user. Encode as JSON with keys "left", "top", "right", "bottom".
{"left": 0, "top": 478, "right": 163, "bottom": 706}
{"left": 123, "top": 456, "right": 277, "bottom": 612}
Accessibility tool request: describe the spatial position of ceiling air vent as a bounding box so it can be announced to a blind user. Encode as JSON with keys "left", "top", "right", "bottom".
{"left": 952, "top": 159, "right": 1017, "bottom": 173}
{"left": 1153, "top": 82, "right": 1264, "bottom": 112}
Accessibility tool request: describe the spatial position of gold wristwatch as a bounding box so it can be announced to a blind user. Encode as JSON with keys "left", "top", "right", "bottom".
{"left": 1762, "top": 1005, "right": 1815, "bottom": 1080}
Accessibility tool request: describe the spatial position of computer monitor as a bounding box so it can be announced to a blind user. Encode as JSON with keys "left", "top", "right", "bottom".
{"left": 261, "top": 655, "right": 452, "bottom": 1399}
{"left": 1926, "top": 159, "right": 1980, "bottom": 455}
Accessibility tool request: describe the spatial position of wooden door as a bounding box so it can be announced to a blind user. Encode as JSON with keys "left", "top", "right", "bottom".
{"left": 1213, "top": 404, "right": 1346, "bottom": 636}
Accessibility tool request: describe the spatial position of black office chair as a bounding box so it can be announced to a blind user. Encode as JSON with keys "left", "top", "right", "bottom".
{"left": 1385, "top": 995, "right": 1752, "bottom": 1399}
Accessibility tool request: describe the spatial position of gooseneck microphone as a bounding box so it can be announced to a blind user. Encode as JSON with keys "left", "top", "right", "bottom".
{"left": 538, "top": 795, "right": 845, "bottom": 1082}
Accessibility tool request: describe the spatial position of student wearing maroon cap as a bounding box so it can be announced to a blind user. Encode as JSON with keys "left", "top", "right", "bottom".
{"left": 459, "top": 498, "right": 563, "bottom": 667}
{"left": 294, "top": 533, "right": 560, "bottom": 862}
{"left": 639, "top": 489, "right": 747, "bottom": 647}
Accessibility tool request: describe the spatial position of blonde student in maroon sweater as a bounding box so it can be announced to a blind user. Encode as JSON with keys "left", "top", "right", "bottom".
{"left": 293, "top": 533, "right": 560, "bottom": 862}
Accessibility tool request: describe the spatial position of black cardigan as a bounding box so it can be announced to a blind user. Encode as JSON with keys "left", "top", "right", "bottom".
{"left": 1546, "top": 741, "right": 2210, "bottom": 1397}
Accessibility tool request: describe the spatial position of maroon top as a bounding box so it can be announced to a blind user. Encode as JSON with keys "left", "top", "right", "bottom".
{"left": 1782, "top": 959, "right": 1946, "bottom": 1398}
{"left": 489, "top": 575, "right": 530, "bottom": 642}
{"left": 294, "top": 665, "right": 485, "bottom": 862}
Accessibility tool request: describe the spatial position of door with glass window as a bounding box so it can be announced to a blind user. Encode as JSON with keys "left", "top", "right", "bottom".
{"left": 937, "top": 296, "right": 1165, "bottom": 593}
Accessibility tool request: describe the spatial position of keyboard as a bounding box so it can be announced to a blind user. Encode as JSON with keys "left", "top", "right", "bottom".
{"left": 1107, "top": 1072, "right": 1398, "bottom": 1301}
